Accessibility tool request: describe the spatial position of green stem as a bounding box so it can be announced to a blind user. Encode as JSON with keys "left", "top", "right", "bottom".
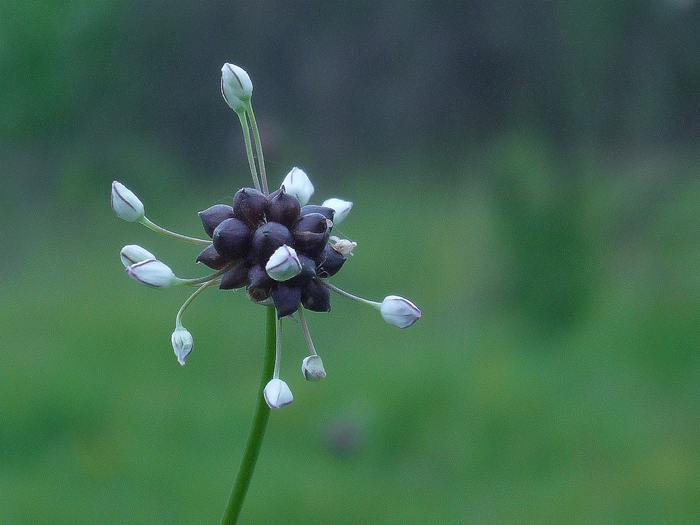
{"left": 221, "top": 306, "right": 276, "bottom": 525}
{"left": 139, "top": 217, "right": 211, "bottom": 245}
{"left": 245, "top": 103, "right": 268, "bottom": 194}
{"left": 236, "top": 110, "right": 261, "bottom": 192}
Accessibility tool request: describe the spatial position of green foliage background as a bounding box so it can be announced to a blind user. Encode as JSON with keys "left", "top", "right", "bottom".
{"left": 1, "top": 1, "right": 698, "bottom": 523}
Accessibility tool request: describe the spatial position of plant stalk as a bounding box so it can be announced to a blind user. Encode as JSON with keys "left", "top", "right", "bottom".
{"left": 221, "top": 306, "right": 276, "bottom": 524}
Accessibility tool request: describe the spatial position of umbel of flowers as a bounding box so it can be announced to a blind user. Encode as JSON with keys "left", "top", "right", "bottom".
{"left": 112, "top": 63, "right": 421, "bottom": 411}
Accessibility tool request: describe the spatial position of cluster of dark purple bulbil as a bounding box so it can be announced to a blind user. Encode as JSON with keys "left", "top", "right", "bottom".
{"left": 196, "top": 187, "right": 346, "bottom": 318}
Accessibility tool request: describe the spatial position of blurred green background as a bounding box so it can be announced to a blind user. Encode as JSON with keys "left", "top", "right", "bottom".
{"left": 1, "top": 1, "right": 699, "bottom": 523}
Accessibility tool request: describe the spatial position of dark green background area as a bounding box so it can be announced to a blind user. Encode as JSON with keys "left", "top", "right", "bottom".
{"left": 1, "top": 1, "right": 698, "bottom": 523}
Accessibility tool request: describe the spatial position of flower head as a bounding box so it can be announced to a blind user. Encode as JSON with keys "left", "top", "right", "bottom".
{"left": 113, "top": 63, "right": 420, "bottom": 408}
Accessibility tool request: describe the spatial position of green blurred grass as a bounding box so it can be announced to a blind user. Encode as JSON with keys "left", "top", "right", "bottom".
{"left": 1, "top": 148, "right": 698, "bottom": 523}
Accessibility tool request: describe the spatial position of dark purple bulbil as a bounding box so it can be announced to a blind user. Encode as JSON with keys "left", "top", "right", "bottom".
{"left": 197, "top": 187, "right": 347, "bottom": 317}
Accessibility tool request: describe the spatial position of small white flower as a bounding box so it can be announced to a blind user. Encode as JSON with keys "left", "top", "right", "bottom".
{"left": 171, "top": 326, "right": 194, "bottom": 366}
{"left": 379, "top": 295, "right": 421, "bottom": 328}
{"left": 263, "top": 378, "right": 294, "bottom": 409}
{"left": 221, "top": 63, "right": 253, "bottom": 112}
{"left": 120, "top": 245, "right": 156, "bottom": 268}
{"left": 111, "top": 181, "right": 144, "bottom": 222}
{"left": 265, "top": 245, "right": 302, "bottom": 281}
{"left": 329, "top": 236, "right": 357, "bottom": 257}
{"left": 281, "top": 167, "right": 315, "bottom": 206}
{"left": 322, "top": 198, "right": 353, "bottom": 225}
{"left": 126, "top": 259, "right": 179, "bottom": 288}
{"left": 301, "top": 355, "right": 326, "bottom": 381}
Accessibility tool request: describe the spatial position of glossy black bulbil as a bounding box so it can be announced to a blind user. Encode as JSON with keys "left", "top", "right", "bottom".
{"left": 197, "top": 187, "right": 347, "bottom": 317}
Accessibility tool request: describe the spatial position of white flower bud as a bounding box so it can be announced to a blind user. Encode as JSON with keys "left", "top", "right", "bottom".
{"left": 281, "top": 167, "right": 314, "bottom": 206}
{"left": 171, "top": 326, "right": 193, "bottom": 366}
{"left": 329, "top": 236, "right": 357, "bottom": 257}
{"left": 120, "top": 245, "right": 156, "bottom": 268}
{"left": 221, "top": 63, "right": 253, "bottom": 112}
{"left": 379, "top": 295, "right": 422, "bottom": 328}
{"left": 111, "top": 181, "right": 144, "bottom": 222}
{"left": 301, "top": 355, "right": 326, "bottom": 381}
{"left": 263, "top": 378, "right": 294, "bottom": 409}
{"left": 126, "top": 259, "right": 179, "bottom": 288}
{"left": 265, "top": 245, "right": 302, "bottom": 282}
{"left": 322, "top": 198, "right": 353, "bottom": 225}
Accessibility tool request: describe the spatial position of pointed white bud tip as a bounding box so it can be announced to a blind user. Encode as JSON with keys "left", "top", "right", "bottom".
{"left": 379, "top": 295, "right": 422, "bottom": 328}
{"left": 111, "top": 181, "right": 144, "bottom": 222}
{"left": 120, "top": 245, "right": 156, "bottom": 268}
{"left": 265, "top": 245, "right": 302, "bottom": 281}
{"left": 330, "top": 236, "right": 357, "bottom": 257}
{"left": 171, "top": 327, "right": 193, "bottom": 366}
{"left": 221, "top": 63, "right": 253, "bottom": 112}
{"left": 322, "top": 198, "right": 353, "bottom": 225}
{"left": 263, "top": 378, "right": 294, "bottom": 409}
{"left": 281, "top": 167, "right": 315, "bottom": 206}
{"left": 126, "top": 259, "right": 179, "bottom": 288}
{"left": 302, "top": 355, "right": 326, "bottom": 381}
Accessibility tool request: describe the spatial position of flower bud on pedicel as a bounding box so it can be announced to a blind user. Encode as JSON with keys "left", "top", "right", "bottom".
{"left": 120, "top": 245, "right": 155, "bottom": 268}
{"left": 265, "top": 245, "right": 302, "bottom": 282}
{"left": 221, "top": 63, "right": 253, "bottom": 112}
{"left": 379, "top": 295, "right": 422, "bottom": 328}
{"left": 263, "top": 378, "right": 294, "bottom": 409}
{"left": 171, "top": 326, "right": 194, "bottom": 365}
{"left": 126, "top": 259, "right": 179, "bottom": 288}
{"left": 282, "top": 167, "right": 314, "bottom": 206}
{"left": 302, "top": 355, "right": 326, "bottom": 381}
{"left": 322, "top": 198, "right": 352, "bottom": 225}
{"left": 111, "top": 181, "right": 144, "bottom": 222}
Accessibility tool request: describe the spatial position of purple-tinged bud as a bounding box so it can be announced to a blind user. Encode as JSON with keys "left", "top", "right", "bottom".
{"left": 196, "top": 244, "right": 229, "bottom": 270}
{"left": 212, "top": 218, "right": 251, "bottom": 259}
{"left": 265, "top": 245, "right": 302, "bottom": 282}
{"left": 263, "top": 378, "right": 293, "bottom": 409}
{"left": 120, "top": 245, "right": 155, "bottom": 268}
{"left": 316, "top": 243, "right": 346, "bottom": 278}
{"left": 322, "top": 198, "right": 353, "bottom": 225}
{"left": 111, "top": 181, "right": 144, "bottom": 222}
{"left": 271, "top": 283, "right": 302, "bottom": 317}
{"left": 301, "top": 278, "right": 331, "bottom": 312}
{"left": 247, "top": 265, "right": 273, "bottom": 302}
{"left": 219, "top": 263, "right": 250, "bottom": 290}
{"left": 301, "top": 205, "right": 335, "bottom": 221}
{"left": 267, "top": 187, "right": 301, "bottom": 228}
{"left": 126, "top": 259, "right": 179, "bottom": 288}
{"left": 293, "top": 213, "right": 330, "bottom": 258}
{"left": 302, "top": 355, "right": 326, "bottom": 381}
{"left": 198, "top": 204, "right": 234, "bottom": 237}
{"left": 379, "top": 295, "right": 421, "bottom": 328}
{"left": 221, "top": 63, "right": 253, "bottom": 112}
{"left": 233, "top": 188, "right": 268, "bottom": 227}
{"left": 171, "top": 326, "right": 193, "bottom": 366}
{"left": 252, "top": 222, "right": 294, "bottom": 261}
{"left": 281, "top": 167, "right": 314, "bottom": 206}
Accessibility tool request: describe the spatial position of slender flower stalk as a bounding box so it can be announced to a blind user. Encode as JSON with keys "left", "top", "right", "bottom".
{"left": 245, "top": 102, "right": 268, "bottom": 194}
{"left": 139, "top": 216, "right": 211, "bottom": 245}
{"left": 236, "top": 111, "right": 261, "bottom": 192}
{"left": 323, "top": 281, "right": 380, "bottom": 307}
